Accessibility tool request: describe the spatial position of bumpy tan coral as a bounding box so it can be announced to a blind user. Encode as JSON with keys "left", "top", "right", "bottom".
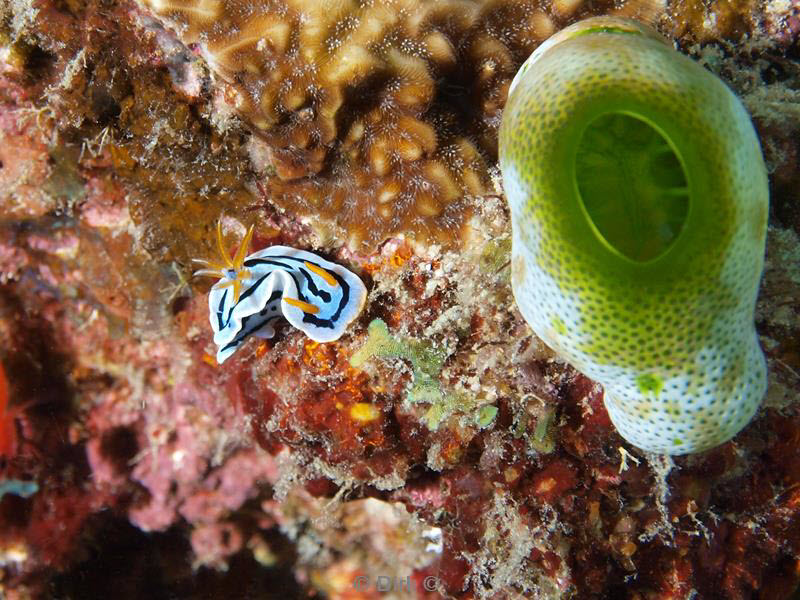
{"left": 667, "top": 0, "right": 769, "bottom": 41}
{"left": 137, "top": 0, "right": 665, "bottom": 249}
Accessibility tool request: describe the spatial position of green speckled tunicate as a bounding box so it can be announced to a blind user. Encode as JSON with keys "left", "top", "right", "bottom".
{"left": 499, "top": 17, "right": 769, "bottom": 455}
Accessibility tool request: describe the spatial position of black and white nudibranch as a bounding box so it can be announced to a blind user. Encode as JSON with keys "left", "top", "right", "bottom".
{"left": 194, "top": 222, "right": 367, "bottom": 363}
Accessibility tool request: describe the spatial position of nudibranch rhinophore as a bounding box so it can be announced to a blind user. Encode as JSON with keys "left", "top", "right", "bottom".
{"left": 499, "top": 17, "right": 769, "bottom": 454}
{"left": 194, "top": 222, "right": 367, "bottom": 363}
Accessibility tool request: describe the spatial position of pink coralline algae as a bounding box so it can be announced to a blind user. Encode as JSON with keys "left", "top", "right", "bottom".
{"left": 1, "top": 0, "right": 800, "bottom": 597}
{"left": 124, "top": 375, "right": 280, "bottom": 532}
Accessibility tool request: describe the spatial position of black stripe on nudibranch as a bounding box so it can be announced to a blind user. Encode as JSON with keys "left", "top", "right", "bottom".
{"left": 221, "top": 293, "right": 283, "bottom": 354}
{"left": 243, "top": 257, "right": 297, "bottom": 271}
{"left": 222, "top": 274, "right": 266, "bottom": 327}
{"left": 245, "top": 257, "right": 331, "bottom": 303}
{"left": 221, "top": 273, "right": 279, "bottom": 329}
{"left": 280, "top": 264, "right": 350, "bottom": 330}
{"left": 248, "top": 255, "right": 353, "bottom": 329}
{"left": 297, "top": 267, "right": 331, "bottom": 303}
{"left": 302, "top": 268, "right": 351, "bottom": 329}
{"left": 217, "top": 288, "right": 229, "bottom": 330}
{"left": 236, "top": 273, "right": 272, "bottom": 305}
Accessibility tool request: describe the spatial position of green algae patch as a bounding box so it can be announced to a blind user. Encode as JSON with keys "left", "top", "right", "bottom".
{"left": 350, "top": 318, "right": 447, "bottom": 407}
{"left": 475, "top": 405, "right": 499, "bottom": 429}
{"left": 350, "top": 319, "right": 490, "bottom": 431}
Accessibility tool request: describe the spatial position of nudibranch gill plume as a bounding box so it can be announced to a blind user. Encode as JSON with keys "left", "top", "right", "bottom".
{"left": 194, "top": 222, "right": 367, "bottom": 363}
{"left": 499, "top": 17, "right": 769, "bottom": 455}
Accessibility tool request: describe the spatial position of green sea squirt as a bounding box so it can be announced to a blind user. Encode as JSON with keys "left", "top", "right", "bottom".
{"left": 499, "top": 17, "right": 769, "bottom": 454}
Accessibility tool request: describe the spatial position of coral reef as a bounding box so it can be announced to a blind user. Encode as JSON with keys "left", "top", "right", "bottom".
{"left": 0, "top": 0, "right": 799, "bottom": 598}
{"left": 668, "top": 0, "right": 794, "bottom": 42}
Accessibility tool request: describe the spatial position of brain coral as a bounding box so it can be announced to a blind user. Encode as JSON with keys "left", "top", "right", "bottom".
{"left": 500, "top": 17, "right": 769, "bottom": 454}
{"left": 137, "top": 0, "right": 664, "bottom": 249}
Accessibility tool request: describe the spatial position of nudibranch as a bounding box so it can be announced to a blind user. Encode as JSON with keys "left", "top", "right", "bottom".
{"left": 194, "top": 222, "right": 367, "bottom": 363}
{"left": 499, "top": 17, "right": 769, "bottom": 454}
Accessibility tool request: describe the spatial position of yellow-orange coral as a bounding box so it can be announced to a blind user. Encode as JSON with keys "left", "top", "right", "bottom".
{"left": 667, "top": 0, "right": 765, "bottom": 41}
{"left": 138, "top": 0, "right": 666, "bottom": 249}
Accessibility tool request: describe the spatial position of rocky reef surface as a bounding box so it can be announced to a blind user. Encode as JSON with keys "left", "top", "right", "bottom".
{"left": 1, "top": 0, "right": 799, "bottom": 598}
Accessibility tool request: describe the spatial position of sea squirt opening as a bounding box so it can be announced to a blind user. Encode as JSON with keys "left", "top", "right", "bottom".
{"left": 574, "top": 112, "right": 690, "bottom": 262}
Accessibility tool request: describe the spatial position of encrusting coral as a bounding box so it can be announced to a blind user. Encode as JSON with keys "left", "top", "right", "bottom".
{"left": 136, "top": 0, "right": 668, "bottom": 249}
{"left": 500, "top": 16, "right": 769, "bottom": 454}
